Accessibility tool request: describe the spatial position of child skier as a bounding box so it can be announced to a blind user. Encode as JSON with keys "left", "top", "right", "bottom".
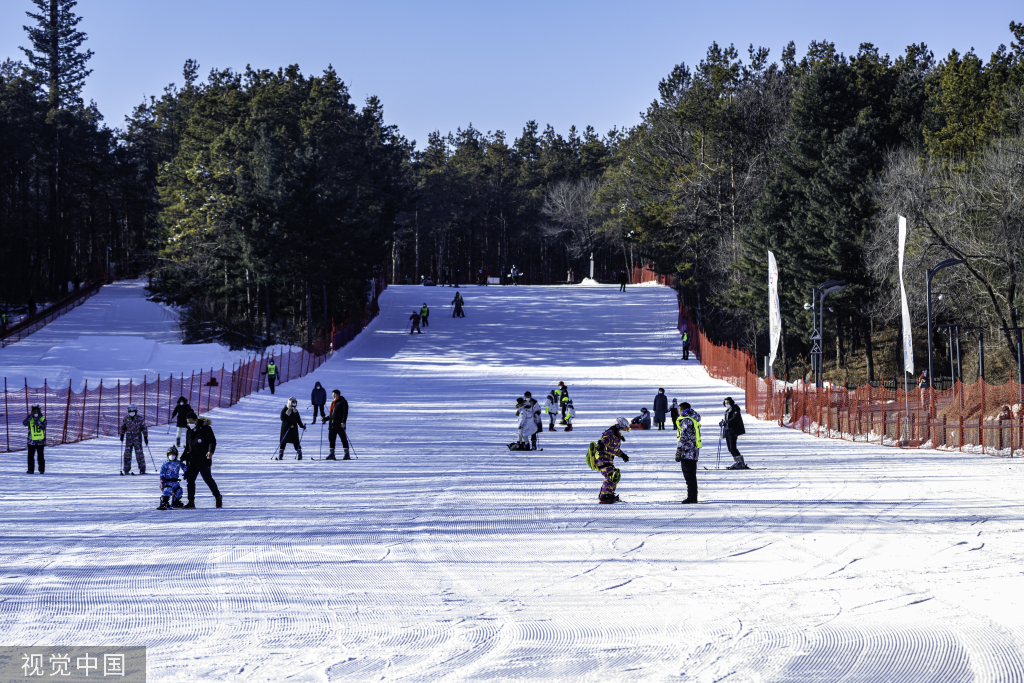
{"left": 119, "top": 403, "right": 148, "bottom": 475}
{"left": 452, "top": 292, "right": 465, "bottom": 318}
{"left": 596, "top": 417, "right": 630, "bottom": 503}
{"left": 409, "top": 310, "right": 422, "bottom": 334}
{"left": 563, "top": 399, "right": 575, "bottom": 431}
{"left": 158, "top": 446, "right": 186, "bottom": 510}
{"left": 279, "top": 397, "right": 306, "bottom": 459}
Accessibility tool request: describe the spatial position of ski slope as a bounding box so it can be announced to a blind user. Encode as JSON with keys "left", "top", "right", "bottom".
{"left": 1, "top": 283, "right": 1023, "bottom": 682}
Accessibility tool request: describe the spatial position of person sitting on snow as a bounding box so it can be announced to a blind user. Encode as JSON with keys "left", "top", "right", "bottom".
{"left": 158, "top": 446, "right": 186, "bottom": 510}
{"left": 631, "top": 407, "right": 652, "bottom": 430}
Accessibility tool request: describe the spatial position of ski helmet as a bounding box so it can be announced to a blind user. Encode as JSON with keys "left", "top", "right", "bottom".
{"left": 615, "top": 417, "right": 630, "bottom": 431}
{"left": 166, "top": 445, "right": 179, "bottom": 460}
{"left": 127, "top": 404, "right": 138, "bottom": 413}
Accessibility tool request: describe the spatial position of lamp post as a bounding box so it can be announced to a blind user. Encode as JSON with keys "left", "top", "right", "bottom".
{"left": 962, "top": 326, "right": 985, "bottom": 380}
{"left": 926, "top": 259, "right": 965, "bottom": 389}
{"left": 805, "top": 279, "right": 846, "bottom": 388}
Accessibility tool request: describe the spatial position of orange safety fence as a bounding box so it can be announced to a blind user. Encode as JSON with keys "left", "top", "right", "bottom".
{"left": 1, "top": 274, "right": 387, "bottom": 454}
{"left": 678, "top": 301, "right": 1024, "bottom": 458}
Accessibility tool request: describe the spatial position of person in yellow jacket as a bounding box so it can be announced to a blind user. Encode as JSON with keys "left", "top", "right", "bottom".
{"left": 23, "top": 404, "right": 46, "bottom": 474}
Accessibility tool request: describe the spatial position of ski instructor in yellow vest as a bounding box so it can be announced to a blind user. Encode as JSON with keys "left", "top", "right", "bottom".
{"left": 23, "top": 404, "right": 46, "bottom": 474}
{"left": 263, "top": 359, "right": 278, "bottom": 394}
{"left": 675, "top": 402, "right": 701, "bottom": 504}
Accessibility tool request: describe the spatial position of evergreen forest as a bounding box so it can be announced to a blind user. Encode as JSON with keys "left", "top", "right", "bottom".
{"left": 1, "top": 0, "right": 1023, "bottom": 382}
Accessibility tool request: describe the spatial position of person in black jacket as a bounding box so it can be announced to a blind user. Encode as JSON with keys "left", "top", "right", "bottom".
{"left": 327, "top": 389, "right": 350, "bottom": 460}
{"left": 653, "top": 388, "right": 668, "bottom": 430}
{"left": 182, "top": 415, "right": 222, "bottom": 508}
{"left": 279, "top": 397, "right": 306, "bottom": 460}
{"left": 310, "top": 382, "right": 327, "bottom": 424}
{"left": 720, "top": 396, "right": 749, "bottom": 469}
{"left": 170, "top": 397, "right": 194, "bottom": 447}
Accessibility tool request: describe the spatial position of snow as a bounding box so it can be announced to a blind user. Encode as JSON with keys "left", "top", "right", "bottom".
{"left": 0, "top": 280, "right": 295, "bottom": 391}
{"left": 2, "top": 282, "right": 1023, "bottom": 681}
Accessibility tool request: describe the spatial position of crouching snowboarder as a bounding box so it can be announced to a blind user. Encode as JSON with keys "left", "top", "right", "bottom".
{"left": 119, "top": 404, "right": 148, "bottom": 475}
{"left": 675, "top": 402, "right": 701, "bottom": 504}
{"left": 596, "top": 417, "right": 630, "bottom": 503}
{"left": 157, "top": 445, "right": 185, "bottom": 510}
{"left": 279, "top": 397, "right": 306, "bottom": 460}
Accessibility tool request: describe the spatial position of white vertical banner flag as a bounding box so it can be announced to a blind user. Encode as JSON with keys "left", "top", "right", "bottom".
{"left": 898, "top": 215, "right": 914, "bottom": 375}
{"left": 767, "top": 251, "right": 782, "bottom": 374}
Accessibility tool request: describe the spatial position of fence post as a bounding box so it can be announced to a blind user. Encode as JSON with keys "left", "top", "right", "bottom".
{"left": 79, "top": 380, "right": 88, "bottom": 442}
{"left": 117, "top": 380, "right": 121, "bottom": 426}
{"left": 958, "top": 379, "right": 964, "bottom": 451}
{"left": 143, "top": 375, "right": 147, "bottom": 426}
{"left": 219, "top": 364, "right": 225, "bottom": 408}
{"left": 62, "top": 379, "right": 72, "bottom": 444}
{"left": 4, "top": 377, "right": 8, "bottom": 453}
{"left": 96, "top": 380, "right": 104, "bottom": 438}
{"left": 287, "top": 350, "right": 292, "bottom": 382}
{"left": 188, "top": 371, "right": 195, "bottom": 407}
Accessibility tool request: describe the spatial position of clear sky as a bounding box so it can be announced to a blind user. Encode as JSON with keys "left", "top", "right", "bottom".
{"left": 1, "top": 0, "right": 1020, "bottom": 149}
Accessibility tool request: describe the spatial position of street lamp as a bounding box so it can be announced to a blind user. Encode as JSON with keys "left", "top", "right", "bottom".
{"left": 926, "top": 258, "right": 965, "bottom": 388}
{"left": 807, "top": 279, "right": 846, "bottom": 388}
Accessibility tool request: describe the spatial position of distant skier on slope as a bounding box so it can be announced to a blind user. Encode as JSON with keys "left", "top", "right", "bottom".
{"left": 310, "top": 381, "right": 327, "bottom": 424}
{"left": 681, "top": 330, "right": 690, "bottom": 360}
{"left": 157, "top": 445, "right": 185, "bottom": 510}
{"left": 675, "top": 402, "right": 701, "bottom": 504}
{"left": 262, "top": 359, "right": 279, "bottom": 394}
{"left": 409, "top": 310, "right": 422, "bottom": 334}
{"left": 23, "top": 404, "right": 46, "bottom": 474}
{"left": 278, "top": 397, "right": 306, "bottom": 460}
{"left": 119, "top": 403, "right": 148, "bottom": 475}
{"left": 452, "top": 292, "right": 465, "bottom": 318}
{"left": 720, "top": 397, "right": 749, "bottom": 470}
{"left": 618, "top": 269, "right": 628, "bottom": 292}
{"left": 327, "top": 389, "right": 350, "bottom": 460}
{"left": 596, "top": 417, "right": 630, "bottom": 503}
{"left": 171, "top": 397, "right": 194, "bottom": 447}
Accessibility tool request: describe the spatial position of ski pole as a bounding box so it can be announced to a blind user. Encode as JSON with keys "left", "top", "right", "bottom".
{"left": 716, "top": 426, "right": 723, "bottom": 470}
{"left": 319, "top": 421, "right": 325, "bottom": 460}
{"left": 347, "top": 434, "right": 359, "bottom": 459}
{"left": 271, "top": 425, "right": 294, "bottom": 460}
{"left": 296, "top": 425, "right": 306, "bottom": 459}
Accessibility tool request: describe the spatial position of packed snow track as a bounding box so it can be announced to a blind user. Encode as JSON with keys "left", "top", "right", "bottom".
{"left": 1, "top": 284, "right": 1022, "bottom": 682}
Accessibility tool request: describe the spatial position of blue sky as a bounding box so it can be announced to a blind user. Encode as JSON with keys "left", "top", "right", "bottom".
{"left": 1, "top": 0, "right": 1020, "bottom": 149}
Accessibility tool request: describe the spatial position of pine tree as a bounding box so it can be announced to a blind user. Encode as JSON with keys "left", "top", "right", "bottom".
{"left": 21, "top": 0, "right": 93, "bottom": 109}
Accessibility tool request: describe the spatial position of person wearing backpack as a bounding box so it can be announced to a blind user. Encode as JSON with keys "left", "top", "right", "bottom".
{"left": 595, "top": 417, "right": 631, "bottom": 503}
{"left": 675, "top": 402, "right": 702, "bottom": 504}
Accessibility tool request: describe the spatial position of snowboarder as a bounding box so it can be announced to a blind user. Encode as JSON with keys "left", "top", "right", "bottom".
{"left": 516, "top": 397, "right": 537, "bottom": 450}
{"left": 681, "top": 330, "right": 690, "bottom": 360}
{"left": 157, "top": 445, "right": 186, "bottom": 510}
{"left": 263, "top": 359, "right": 279, "bottom": 394}
{"left": 23, "top": 404, "right": 46, "bottom": 474}
{"left": 720, "top": 396, "right": 749, "bottom": 469}
{"left": 171, "top": 397, "right": 194, "bottom": 447}
{"left": 653, "top": 388, "right": 668, "bottom": 430}
{"left": 119, "top": 403, "right": 148, "bottom": 475}
{"left": 545, "top": 391, "right": 559, "bottom": 431}
{"left": 181, "top": 414, "right": 222, "bottom": 508}
{"left": 279, "top": 397, "right": 306, "bottom": 460}
{"left": 310, "top": 381, "right": 327, "bottom": 424}
{"left": 631, "top": 407, "right": 652, "bottom": 430}
{"left": 420, "top": 303, "right": 430, "bottom": 327}
{"left": 675, "top": 402, "right": 701, "bottom": 503}
{"left": 618, "top": 269, "right": 628, "bottom": 292}
{"left": 596, "top": 417, "right": 631, "bottom": 503}
{"left": 452, "top": 292, "right": 465, "bottom": 318}
{"left": 327, "top": 389, "right": 350, "bottom": 460}
{"left": 563, "top": 399, "right": 575, "bottom": 431}
{"left": 409, "top": 310, "right": 422, "bottom": 334}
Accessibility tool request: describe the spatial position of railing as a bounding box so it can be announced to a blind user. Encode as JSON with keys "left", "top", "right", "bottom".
{"left": 1, "top": 280, "right": 106, "bottom": 348}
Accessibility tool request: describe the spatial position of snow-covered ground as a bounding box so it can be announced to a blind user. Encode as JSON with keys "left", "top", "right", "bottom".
{"left": 0, "top": 280, "right": 290, "bottom": 391}
{"left": 1, "top": 283, "right": 1023, "bottom": 682}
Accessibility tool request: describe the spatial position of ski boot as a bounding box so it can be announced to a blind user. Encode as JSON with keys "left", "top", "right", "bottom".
{"left": 681, "top": 498, "right": 697, "bottom": 504}
{"left": 564, "top": 425, "right": 573, "bottom": 432}
{"left": 157, "top": 496, "right": 170, "bottom": 510}
{"left": 297, "top": 451, "right": 303, "bottom": 460}
{"left": 215, "top": 496, "right": 223, "bottom": 509}
{"left": 598, "top": 494, "right": 618, "bottom": 504}
{"left": 171, "top": 498, "right": 184, "bottom": 508}
{"left": 343, "top": 448, "right": 351, "bottom": 460}
{"left": 183, "top": 501, "right": 196, "bottom": 509}
{"left": 326, "top": 448, "right": 337, "bottom": 461}
{"left": 176, "top": 437, "right": 181, "bottom": 447}
{"left": 548, "top": 425, "right": 556, "bottom": 432}
{"left": 277, "top": 450, "right": 284, "bottom": 460}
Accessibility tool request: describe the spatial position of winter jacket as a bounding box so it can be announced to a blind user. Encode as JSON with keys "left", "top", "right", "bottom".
{"left": 564, "top": 404, "right": 575, "bottom": 421}
{"left": 596, "top": 427, "right": 624, "bottom": 467}
{"left": 280, "top": 405, "right": 306, "bottom": 438}
{"left": 119, "top": 414, "right": 149, "bottom": 442}
{"left": 632, "top": 411, "right": 652, "bottom": 430}
{"left": 159, "top": 459, "right": 185, "bottom": 486}
{"left": 517, "top": 405, "right": 538, "bottom": 439}
{"left": 329, "top": 395, "right": 349, "bottom": 429}
{"left": 182, "top": 418, "right": 216, "bottom": 465}
{"left": 311, "top": 383, "right": 327, "bottom": 407}
{"left": 529, "top": 398, "right": 542, "bottom": 428}
{"left": 410, "top": 312, "right": 421, "bottom": 325}
{"left": 676, "top": 409, "right": 701, "bottom": 460}
{"left": 545, "top": 394, "right": 559, "bottom": 416}
{"left": 171, "top": 400, "right": 194, "bottom": 428}
{"left": 653, "top": 393, "right": 668, "bottom": 422}
{"left": 23, "top": 414, "right": 46, "bottom": 445}
{"left": 421, "top": 305, "right": 430, "bottom": 318}
{"left": 723, "top": 404, "right": 745, "bottom": 436}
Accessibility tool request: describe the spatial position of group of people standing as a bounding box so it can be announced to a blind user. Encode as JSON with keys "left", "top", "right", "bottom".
{"left": 594, "top": 394, "right": 749, "bottom": 505}
{"left": 409, "top": 294, "right": 466, "bottom": 332}
{"left": 277, "top": 381, "right": 350, "bottom": 460}
{"left": 514, "top": 382, "right": 574, "bottom": 450}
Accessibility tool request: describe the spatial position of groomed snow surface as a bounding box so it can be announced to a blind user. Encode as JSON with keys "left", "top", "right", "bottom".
{"left": 2, "top": 284, "right": 1023, "bottom": 682}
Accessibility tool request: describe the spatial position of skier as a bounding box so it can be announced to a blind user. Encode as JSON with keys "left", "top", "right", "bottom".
{"left": 310, "top": 381, "right": 327, "bottom": 424}
{"left": 524, "top": 391, "right": 542, "bottom": 450}
{"left": 278, "top": 397, "right": 306, "bottom": 460}
{"left": 631, "top": 407, "right": 652, "bottom": 430}
{"left": 618, "top": 269, "right": 628, "bottom": 292}
{"left": 515, "top": 397, "right": 537, "bottom": 450}
{"left": 23, "top": 404, "right": 46, "bottom": 474}
{"left": 119, "top": 403, "right": 148, "bottom": 475}
{"left": 409, "top": 310, "right": 422, "bottom": 334}
{"left": 675, "top": 402, "right": 702, "bottom": 504}
{"left": 720, "top": 396, "right": 749, "bottom": 469}
{"left": 157, "top": 445, "right": 186, "bottom": 510}
{"left": 452, "top": 292, "right": 465, "bottom": 318}
{"left": 681, "top": 330, "right": 690, "bottom": 360}
{"left": 544, "top": 391, "right": 559, "bottom": 431}
{"left": 327, "top": 389, "right": 350, "bottom": 460}
{"left": 563, "top": 399, "right": 575, "bottom": 431}
{"left": 171, "top": 397, "right": 194, "bottom": 447}
{"left": 263, "top": 359, "right": 279, "bottom": 394}
{"left": 596, "top": 417, "right": 631, "bottom": 503}
{"left": 182, "top": 414, "right": 222, "bottom": 508}
{"left": 653, "top": 388, "right": 668, "bottom": 430}
{"left": 420, "top": 303, "right": 430, "bottom": 327}
{"left": 556, "top": 381, "right": 569, "bottom": 423}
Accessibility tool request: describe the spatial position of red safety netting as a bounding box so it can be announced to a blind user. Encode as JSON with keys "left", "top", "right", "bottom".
{"left": 678, "top": 301, "right": 1024, "bottom": 457}
{"left": 0, "top": 275, "right": 387, "bottom": 453}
